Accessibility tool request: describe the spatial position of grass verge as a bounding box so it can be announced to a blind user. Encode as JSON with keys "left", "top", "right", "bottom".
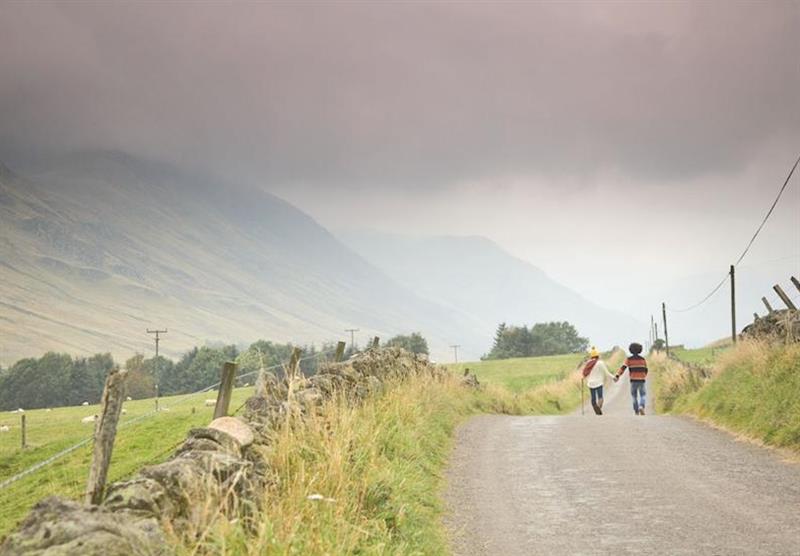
{"left": 652, "top": 340, "right": 800, "bottom": 451}
{"left": 181, "top": 369, "right": 585, "bottom": 555}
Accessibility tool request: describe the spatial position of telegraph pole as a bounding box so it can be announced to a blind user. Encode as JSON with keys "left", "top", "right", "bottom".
{"left": 661, "top": 303, "right": 669, "bottom": 357}
{"left": 147, "top": 329, "right": 167, "bottom": 410}
{"left": 344, "top": 328, "right": 359, "bottom": 351}
{"left": 450, "top": 344, "right": 460, "bottom": 364}
{"left": 730, "top": 264, "right": 737, "bottom": 344}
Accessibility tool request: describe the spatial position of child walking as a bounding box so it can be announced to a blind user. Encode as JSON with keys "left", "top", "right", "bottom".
{"left": 581, "top": 347, "right": 615, "bottom": 415}
{"left": 614, "top": 342, "right": 648, "bottom": 415}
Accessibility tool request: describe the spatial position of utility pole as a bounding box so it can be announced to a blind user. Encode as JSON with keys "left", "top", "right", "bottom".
{"left": 147, "top": 329, "right": 167, "bottom": 411}
{"left": 730, "top": 265, "right": 737, "bottom": 344}
{"left": 344, "top": 328, "right": 359, "bottom": 351}
{"left": 661, "top": 302, "right": 669, "bottom": 357}
{"left": 450, "top": 344, "right": 460, "bottom": 364}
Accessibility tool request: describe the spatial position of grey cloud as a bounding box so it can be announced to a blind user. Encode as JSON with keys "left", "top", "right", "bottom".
{"left": 0, "top": 1, "right": 798, "bottom": 188}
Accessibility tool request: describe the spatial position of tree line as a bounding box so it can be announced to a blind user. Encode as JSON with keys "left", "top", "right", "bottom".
{"left": 0, "top": 333, "right": 429, "bottom": 411}
{"left": 484, "top": 321, "right": 588, "bottom": 360}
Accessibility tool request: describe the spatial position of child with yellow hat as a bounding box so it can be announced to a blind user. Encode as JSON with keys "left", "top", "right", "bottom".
{"left": 581, "top": 346, "right": 615, "bottom": 415}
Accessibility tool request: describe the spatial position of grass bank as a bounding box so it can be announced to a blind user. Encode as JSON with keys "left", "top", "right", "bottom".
{"left": 653, "top": 341, "right": 800, "bottom": 451}
{"left": 183, "top": 369, "right": 585, "bottom": 554}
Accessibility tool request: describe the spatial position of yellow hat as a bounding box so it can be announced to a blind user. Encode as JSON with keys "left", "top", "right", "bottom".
{"left": 589, "top": 346, "right": 600, "bottom": 358}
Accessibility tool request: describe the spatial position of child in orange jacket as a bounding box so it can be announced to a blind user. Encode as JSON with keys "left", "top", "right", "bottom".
{"left": 614, "top": 342, "right": 648, "bottom": 415}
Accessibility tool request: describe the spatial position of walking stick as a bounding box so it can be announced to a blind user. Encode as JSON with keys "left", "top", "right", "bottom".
{"left": 581, "top": 376, "right": 585, "bottom": 415}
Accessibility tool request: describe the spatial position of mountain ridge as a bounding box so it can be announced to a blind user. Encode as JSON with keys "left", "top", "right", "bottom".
{"left": 0, "top": 152, "right": 480, "bottom": 364}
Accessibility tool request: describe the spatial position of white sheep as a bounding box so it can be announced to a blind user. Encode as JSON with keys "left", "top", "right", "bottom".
{"left": 0, "top": 425, "right": 10, "bottom": 433}
{"left": 15, "top": 408, "right": 24, "bottom": 413}
{"left": 81, "top": 402, "right": 89, "bottom": 406}
{"left": 205, "top": 399, "right": 216, "bottom": 407}
{"left": 126, "top": 396, "right": 132, "bottom": 401}
{"left": 121, "top": 409, "right": 127, "bottom": 415}
{"left": 81, "top": 415, "right": 98, "bottom": 424}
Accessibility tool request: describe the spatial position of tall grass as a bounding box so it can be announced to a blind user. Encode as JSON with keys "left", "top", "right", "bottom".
{"left": 180, "top": 370, "right": 585, "bottom": 555}
{"left": 653, "top": 340, "right": 800, "bottom": 450}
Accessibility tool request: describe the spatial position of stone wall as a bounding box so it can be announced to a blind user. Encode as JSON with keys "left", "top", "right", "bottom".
{"left": 0, "top": 348, "right": 442, "bottom": 555}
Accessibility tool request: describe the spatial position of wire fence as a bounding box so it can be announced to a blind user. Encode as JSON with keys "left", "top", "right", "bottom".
{"left": 0, "top": 347, "right": 341, "bottom": 537}
{"left": 0, "top": 349, "right": 335, "bottom": 493}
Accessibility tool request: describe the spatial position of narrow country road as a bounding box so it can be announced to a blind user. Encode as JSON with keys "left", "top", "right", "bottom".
{"left": 444, "top": 377, "right": 800, "bottom": 555}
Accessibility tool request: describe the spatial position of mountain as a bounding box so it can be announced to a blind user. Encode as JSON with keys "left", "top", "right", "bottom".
{"left": 0, "top": 152, "right": 481, "bottom": 365}
{"left": 338, "top": 231, "right": 642, "bottom": 350}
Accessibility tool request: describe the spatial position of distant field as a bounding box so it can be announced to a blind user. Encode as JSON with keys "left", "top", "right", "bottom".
{"left": 0, "top": 386, "right": 254, "bottom": 538}
{"left": 448, "top": 353, "right": 586, "bottom": 392}
{"left": 671, "top": 346, "right": 729, "bottom": 366}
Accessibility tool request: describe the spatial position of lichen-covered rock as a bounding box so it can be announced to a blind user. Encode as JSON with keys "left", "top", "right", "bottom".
{"left": 208, "top": 417, "right": 255, "bottom": 448}
{"left": 0, "top": 497, "right": 167, "bottom": 556}
{"left": 742, "top": 309, "right": 799, "bottom": 342}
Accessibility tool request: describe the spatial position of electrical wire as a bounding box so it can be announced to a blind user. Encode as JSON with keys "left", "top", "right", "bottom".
{"left": 667, "top": 152, "right": 800, "bottom": 313}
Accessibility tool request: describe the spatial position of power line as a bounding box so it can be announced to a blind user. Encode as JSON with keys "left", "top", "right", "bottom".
{"left": 734, "top": 153, "right": 800, "bottom": 266}
{"left": 668, "top": 152, "right": 800, "bottom": 313}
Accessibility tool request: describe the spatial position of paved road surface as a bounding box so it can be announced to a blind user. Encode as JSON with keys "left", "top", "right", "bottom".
{"left": 445, "top": 377, "right": 800, "bottom": 555}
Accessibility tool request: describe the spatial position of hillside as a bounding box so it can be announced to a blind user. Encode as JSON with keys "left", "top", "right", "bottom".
{"left": 339, "top": 231, "right": 642, "bottom": 349}
{"left": 0, "top": 153, "right": 480, "bottom": 364}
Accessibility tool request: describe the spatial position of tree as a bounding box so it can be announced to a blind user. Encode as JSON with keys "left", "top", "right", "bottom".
{"left": 385, "top": 333, "right": 429, "bottom": 355}
{"left": 484, "top": 321, "right": 588, "bottom": 360}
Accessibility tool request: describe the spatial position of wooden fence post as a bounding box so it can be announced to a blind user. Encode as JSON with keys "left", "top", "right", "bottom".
{"left": 773, "top": 284, "right": 798, "bottom": 311}
{"left": 20, "top": 414, "right": 26, "bottom": 449}
{"left": 372, "top": 336, "right": 379, "bottom": 349}
{"left": 86, "top": 369, "right": 127, "bottom": 505}
{"left": 287, "top": 347, "right": 302, "bottom": 380}
{"left": 334, "top": 341, "right": 346, "bottom": 362}
{"left": 213, "top": 362, "right": 238, "bottom": 420}
{"left": 791, "top": 276, "right": 800, "bottom": 294}
{"left": 730, "top": 264, "right": 737, "bottom": 344}
{"left": 762, "top": 297, "right": 775, "bottom": 314}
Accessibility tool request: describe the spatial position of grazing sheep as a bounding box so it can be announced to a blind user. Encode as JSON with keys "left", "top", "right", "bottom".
{"left": 126, "top": 396, "right": 132, "bottom": 401}
{"left": 81, "top": 415, "right": 98, "bottom": 424}
{"left": 81, "top": 402, "right": 89, "bottom": 406}
{"left": 204, "top": 399, "right": 216, "bottom": 407}
{"left": 121, "top": 409, "right": 127, "bottom": 415}
{"left": 16, "top": 408, "right": 24, "bottom": 413}
{"left": 0, "top": 425, "right": 10, "bottom": 433}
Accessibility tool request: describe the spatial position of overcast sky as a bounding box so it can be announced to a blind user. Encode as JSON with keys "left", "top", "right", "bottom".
{"left": 1, "top": 1, "right": 798, "bottom": 339}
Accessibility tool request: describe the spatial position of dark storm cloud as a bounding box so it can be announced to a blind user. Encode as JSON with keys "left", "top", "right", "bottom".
{"left": 0, "top": 1, "right": 798, "bottom": 187}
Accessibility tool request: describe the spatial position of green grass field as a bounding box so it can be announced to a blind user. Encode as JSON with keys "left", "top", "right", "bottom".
{"left": 671, "top": 345, "right": 730, "bottom": 366}
{"left": 447, "top": 353, "right": 585, "bottom": 392}
{"left": 0, "top": 386, "right": 254, "bottom": 539}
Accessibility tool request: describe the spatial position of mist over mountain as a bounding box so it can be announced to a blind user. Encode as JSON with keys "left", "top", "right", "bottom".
{"left": 0, "top": 151, "right": 483, "bottom": 365}
{"left": 339, "top": 231, "right": 643, "bottom": 350}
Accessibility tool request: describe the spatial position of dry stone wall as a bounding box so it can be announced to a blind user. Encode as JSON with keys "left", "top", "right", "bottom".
{"left": 0, "top": 348, "right": 442, "bottom": 555}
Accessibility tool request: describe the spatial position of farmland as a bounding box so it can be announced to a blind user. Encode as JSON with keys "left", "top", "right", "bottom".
{"left": 0, "top": 386, "right": 254, "bottom": 538}
{"left": 448, "top": 353, "right": 586, "bottom": 392}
